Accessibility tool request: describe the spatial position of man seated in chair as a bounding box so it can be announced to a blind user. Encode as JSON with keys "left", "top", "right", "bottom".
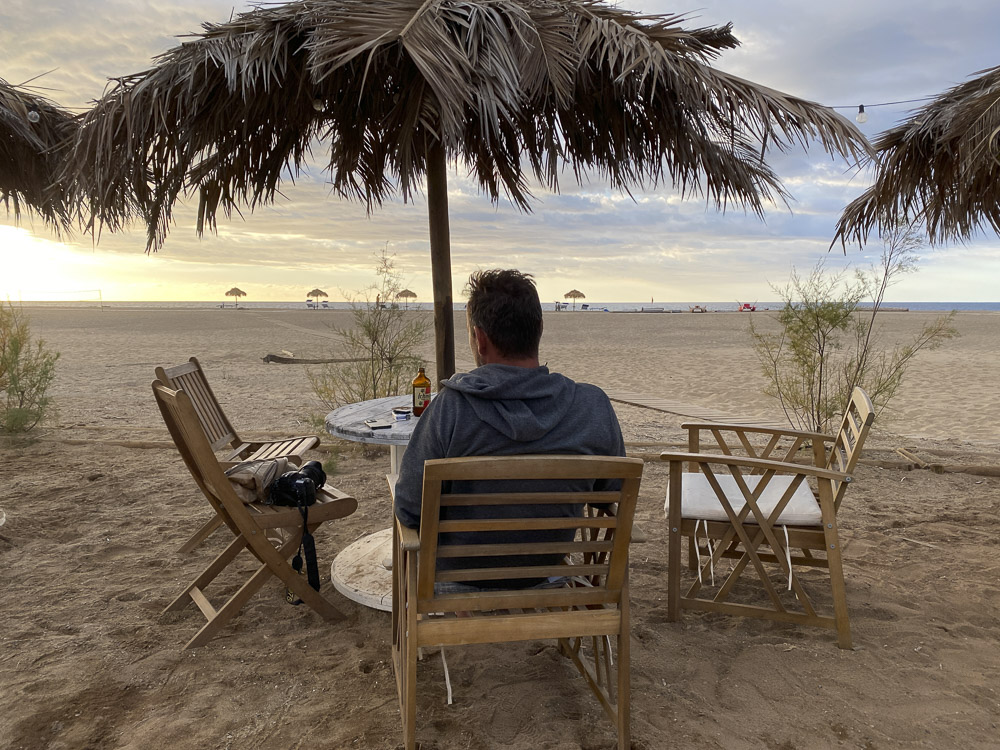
{"left": 393, "top": 269, "right": 625, "bottom": 589}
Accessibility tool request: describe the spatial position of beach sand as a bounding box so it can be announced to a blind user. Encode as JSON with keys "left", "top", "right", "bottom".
{"left": 1, "top": 307, "right": 998, "bottom": 749}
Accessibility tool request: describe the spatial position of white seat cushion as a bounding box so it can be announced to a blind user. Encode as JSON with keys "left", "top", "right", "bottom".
{"left": 665, "top": 472, "right": 822, "bottom": 527}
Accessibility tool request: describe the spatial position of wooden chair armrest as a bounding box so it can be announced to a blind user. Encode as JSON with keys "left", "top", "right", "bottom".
{"left": 252, "top": 487, "right": 357, "bottom": 527}
{"left": 395, "top": 516, "right": 421, "bottom": 552}
{"left": 226, "top": 442, "right": 256, "bottom": 460}
{"left": 318, "top": 485, "right": 354, "bottom": 503}
{"left": 659, "top": 451, "right": 852, "bottom": 482}
{"left": 680, "top": 422, "right": 834, "bottom": 443}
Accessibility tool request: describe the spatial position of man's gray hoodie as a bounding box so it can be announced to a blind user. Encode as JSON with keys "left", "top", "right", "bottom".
{"left": 393, "top": 363, "right": 625, "bottom": 587}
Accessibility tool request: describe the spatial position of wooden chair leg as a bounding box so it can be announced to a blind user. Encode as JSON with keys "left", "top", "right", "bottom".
{"left": 260, "top": 526, "right": 346, "bottom": 622}
{"left": 402, "top": 559, "right": 418, "bottom": 750}
{"left": 177, "top": 513, "right": 225, "bottom": 553}
{"left": 401, "top": 639, "right": 417, "bottom": 749}
{"left": 591, "top": 636, "right": 606, "bottom": 688}
{"left": 666, "top": 462, "right": 682, "bottom": 621}
{"left": 184, "top": 562, "right": 276, "bottom": 649}
{"left": 164, "top": 533, "right": 248, "bottom": 613}
{"left": 282, "top": 570, "right": 345, "bottom": 621}
{"left": 617, "top": 586, "right": 631, "bottom": 750}
{"left": 826, "top": 532, "right": 852, "bottom": 649}
{"left": 819, "top": 482, "right": 853, "bottom": 649}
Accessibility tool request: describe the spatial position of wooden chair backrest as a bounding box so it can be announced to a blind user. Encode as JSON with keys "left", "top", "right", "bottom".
{"left": 152, "top": 381, "right": 247, "bottom": 536}
{"left": 415, "top": 455, "right": 644, "bottom": 616}
{"left": 155, "top": 357, "right": 240, "bottom": 453}
{"left": 826, "top": 387, "right": 876, "bottom": 509}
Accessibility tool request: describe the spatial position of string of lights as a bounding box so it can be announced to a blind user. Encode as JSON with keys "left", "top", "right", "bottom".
{"left": 829, "top": 97, "right": 936, "bottom": 123}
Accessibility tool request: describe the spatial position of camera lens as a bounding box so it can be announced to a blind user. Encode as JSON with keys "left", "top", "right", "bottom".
{"left": 299, "top": 460, "right": 326, "bottom": 488}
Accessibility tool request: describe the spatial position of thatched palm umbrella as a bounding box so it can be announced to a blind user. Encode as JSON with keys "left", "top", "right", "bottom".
{"left": 307, "top": 288, "right": 328, "bottom": 308}
{"left": 564, "top": 289, "right": 585, "bottom": 311}
{"left": 836, "top": 65, "right": 1000, "bottom": 246}
{"left": 396, "top": 289, "right": 417, "bottom": 310}
{"left": 225, "top": 287, "right": 246, "bottom": 308}
{"left": 0, "top": 78, "right": 75, "bottom": 226}
{"left": 66, "top": 0, "right": 869, "bottom": 384}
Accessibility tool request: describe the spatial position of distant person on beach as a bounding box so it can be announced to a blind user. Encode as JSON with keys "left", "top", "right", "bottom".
{"left": 393, "top": 269, "right": 625, "bottom": 588}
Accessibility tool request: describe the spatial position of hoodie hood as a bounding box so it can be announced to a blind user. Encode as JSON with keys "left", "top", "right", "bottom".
{"left": 441, "top": 364, "right": 575, "bottom": 442}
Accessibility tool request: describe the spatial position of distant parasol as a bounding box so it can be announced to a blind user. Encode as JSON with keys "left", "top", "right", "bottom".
{"left": 563, "top": 289, "right": 586, "bottom": 311}
{"left": 225, "top": 287, "right": 246, "bottom": 308}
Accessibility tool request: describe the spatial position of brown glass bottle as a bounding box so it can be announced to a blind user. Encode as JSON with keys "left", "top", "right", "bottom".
{"left": 412, "top": 367, "right": 431, "bottom": 416}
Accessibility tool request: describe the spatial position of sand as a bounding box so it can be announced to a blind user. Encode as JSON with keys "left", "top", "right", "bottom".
{"left": 1, "top": 307, "right": 998, "bottom": 749}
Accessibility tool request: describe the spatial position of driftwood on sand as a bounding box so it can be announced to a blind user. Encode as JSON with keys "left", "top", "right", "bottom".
{"left": 261, "top": 354, "right": 366, "bottom": 365}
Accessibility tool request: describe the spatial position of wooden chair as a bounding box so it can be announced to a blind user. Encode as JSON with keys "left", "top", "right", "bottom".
{"left": 156, "top": 357, "right": 320, "bottom": 552}
{"left": 660, "top": 387, "right": 875, "bottom": 648}
{"left": 152, "top": 381, "right": 357, "bottom": 649}
{"left": 392, "top": 455, "right": 643, "bottom": 750}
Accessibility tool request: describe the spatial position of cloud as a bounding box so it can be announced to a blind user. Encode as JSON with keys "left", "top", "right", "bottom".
{"left": 1, "top": 1, "right": 255, "bottom": 107}
{"left": 4, "top": 0, "right": 999, "bottom": 301}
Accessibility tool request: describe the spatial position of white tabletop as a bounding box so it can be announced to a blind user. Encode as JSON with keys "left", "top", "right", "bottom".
{"left": 324, "top": 394, "right": 425, "bottom": 446}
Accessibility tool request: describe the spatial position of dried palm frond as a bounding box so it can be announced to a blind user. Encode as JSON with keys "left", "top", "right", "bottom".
{"left": 836, "top": 65, "right": 1000, "bottom": 246}
{"left": 0, "top": 78, "right": 76, "bottom": 227}
{"left": 65, "top": 0, "right": 869, "bottom": 250}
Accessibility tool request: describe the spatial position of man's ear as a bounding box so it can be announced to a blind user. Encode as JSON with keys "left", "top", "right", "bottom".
{"left": 472, "top": 326, "right": 490, "bottom": 357}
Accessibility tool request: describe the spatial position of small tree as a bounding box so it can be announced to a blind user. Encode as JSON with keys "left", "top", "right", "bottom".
{"left": 0, "top": 302, "right": 59, "bottom": 433}
{"left": 309, "top": 246, "right": 430, "bottom": 408}
{"left": 750, "top": 224, "right": 958, "bottom": 432}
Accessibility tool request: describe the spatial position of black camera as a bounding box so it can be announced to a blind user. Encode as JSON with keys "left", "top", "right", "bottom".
{"left": 268, "top": 460, "right": 326, "bottom": 507}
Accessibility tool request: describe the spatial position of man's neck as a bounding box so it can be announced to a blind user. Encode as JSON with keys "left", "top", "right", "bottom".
{"left": 471, "top": 326, "right": 540, "bottom": 369}
{"left": 481, "top": 354, "right": 540, "bottom": 369}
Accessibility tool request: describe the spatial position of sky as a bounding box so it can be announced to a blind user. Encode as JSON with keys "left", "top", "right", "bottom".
{"left": 2, "top": 0, "right": 999, "bottom": 304}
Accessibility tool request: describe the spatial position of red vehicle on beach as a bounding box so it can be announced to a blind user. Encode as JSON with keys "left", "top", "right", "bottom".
{"left": 738, "top": 302, "right": 756, "bottom": 312}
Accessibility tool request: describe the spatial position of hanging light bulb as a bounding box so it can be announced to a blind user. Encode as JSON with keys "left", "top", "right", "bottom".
{"left": 26, "top": 109, "right": 40, "bottom": 123}
{"left": 312, "top": 98, "right": 325, "bottom": 112}
{"left": 856, "top": 105, "right": 868, "bottom": 124}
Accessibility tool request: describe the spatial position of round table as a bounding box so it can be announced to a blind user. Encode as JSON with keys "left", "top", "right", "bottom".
{"left": 325, "top": 394, "right": 429, "bottom": 611}
{"left": 325, "top": 394, "right": 420, "bottom": 475}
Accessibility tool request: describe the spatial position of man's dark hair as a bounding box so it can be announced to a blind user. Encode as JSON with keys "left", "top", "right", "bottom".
{"left": 466, "top": 269, "right": 543, "bottom": 359}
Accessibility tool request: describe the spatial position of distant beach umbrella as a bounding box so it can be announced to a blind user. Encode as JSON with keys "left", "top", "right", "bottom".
{"left": 564, "top": 289, "right": 585, "bottom": 311}
{"left": 0, "top": 78, "right": 75, "bottom": 227}
{"left": 396, "top": 289, "right": 417, "bottom": 310}
{"left": 836, "top": 65, "right": 1000, "bottom": 246}
{"left": 225, "top": 287, "right": 246, "bottom": 308}
{"left": 65, "top": 0, "right": 869, "bottom": 385}
{"left": 307, "top": 288, "right": 328, "bottom": 309}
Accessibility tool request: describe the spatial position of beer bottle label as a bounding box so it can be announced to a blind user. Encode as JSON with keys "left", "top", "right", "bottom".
{"left": 413, "top": 387, "right": 430, "bottom": 409}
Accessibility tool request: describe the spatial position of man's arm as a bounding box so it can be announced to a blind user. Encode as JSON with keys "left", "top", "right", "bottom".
{"left": 593, "top": 393, "right": 627, "bottom": 495}
{"left": 393, "top": 396, "right": 448, "bottom": 529}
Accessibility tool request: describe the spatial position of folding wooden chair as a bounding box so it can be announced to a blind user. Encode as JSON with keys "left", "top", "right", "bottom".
{"left": 156, "top": 357, "right": 320, "bottom": 552}
{"left": 153, "top": 381, "right": 357, "bottom": 649}
{"left": 392, "top": 455, "right": 643, "bottom": 750}
{"left": 660, "top": 387, "right": 875, "bottom": 648}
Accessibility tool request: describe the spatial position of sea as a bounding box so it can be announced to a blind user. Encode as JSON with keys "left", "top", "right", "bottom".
{"left": 14, "top": 300, "right": 1000, "bottom": 312}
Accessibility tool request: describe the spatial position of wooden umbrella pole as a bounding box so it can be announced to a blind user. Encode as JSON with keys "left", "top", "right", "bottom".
{"left": 426, "top": 138, "right": 456, "bottom": 385}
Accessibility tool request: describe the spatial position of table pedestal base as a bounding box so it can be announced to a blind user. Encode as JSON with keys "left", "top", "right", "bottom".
{"left": 331, "top": 527, "right": 393, "bottom": 612}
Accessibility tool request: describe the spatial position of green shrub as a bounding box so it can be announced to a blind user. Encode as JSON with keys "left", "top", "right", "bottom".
{"left": 0, "top": 302, "right": 59, "bottom": 433}
{"left": 750, "top": 224, "right": 957, "bottom": 433}
{"left": 309, "top": 246, "right": 430, "bottom": 409}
